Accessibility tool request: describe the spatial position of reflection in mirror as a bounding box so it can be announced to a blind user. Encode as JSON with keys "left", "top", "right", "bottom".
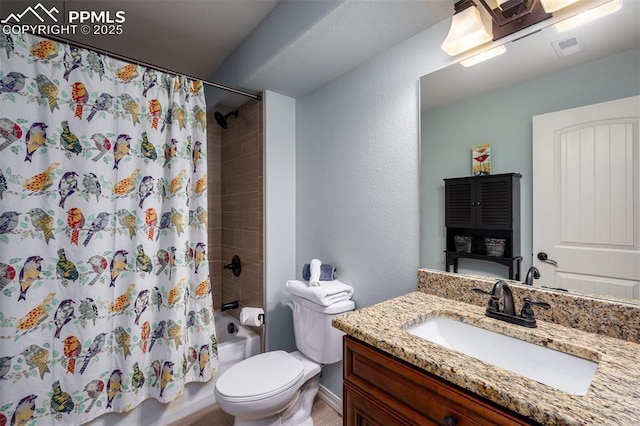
{"left": 419, "top": 2, "right": 639, "bottom": 303}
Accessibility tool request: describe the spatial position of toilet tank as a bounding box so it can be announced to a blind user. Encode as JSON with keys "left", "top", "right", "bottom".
{"left": 289, "top": 295, "right": 355, "bottom": 364}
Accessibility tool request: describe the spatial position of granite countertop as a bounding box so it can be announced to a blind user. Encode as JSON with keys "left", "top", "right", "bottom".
{"left": 333, "top": 291, "right": 640, "bottom": 425}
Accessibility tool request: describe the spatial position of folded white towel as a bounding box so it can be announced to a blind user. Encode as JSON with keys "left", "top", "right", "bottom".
{"left": 309, "top": 259, "right": 321, "bottom": 287}
{"left": 285, "top": 279, "right": 354, "bottom": 306}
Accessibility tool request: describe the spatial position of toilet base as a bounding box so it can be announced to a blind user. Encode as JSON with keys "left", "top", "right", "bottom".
{"left": 233, "top": 375, "right": 320, "bottom": 426}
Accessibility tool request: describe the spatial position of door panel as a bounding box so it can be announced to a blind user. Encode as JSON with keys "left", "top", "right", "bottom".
{"left": 559, "top": 123, "right": 635, "bottom": 246}
{"left": 445, "top": 180, "right": 474, "bottom": 227}
{"left": 477, "top": 177, "right": 511, "bottom": 229}
{"left": 555, "top": 272, "right": 639, "bottom": 300}
{"left": 533, "top": 96, "right": 640, "bottom": 299}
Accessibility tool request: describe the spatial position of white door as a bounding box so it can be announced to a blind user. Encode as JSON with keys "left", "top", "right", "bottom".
{"left": 532, "top": 95, "right": 640, "bottom": 300}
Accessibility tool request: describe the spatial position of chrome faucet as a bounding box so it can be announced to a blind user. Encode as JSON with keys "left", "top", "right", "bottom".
{"left": 473, "top": 280, "right": 550, "bottom": 328}
{"left": 524, "top": 266, "right": 540, "bottom": 286}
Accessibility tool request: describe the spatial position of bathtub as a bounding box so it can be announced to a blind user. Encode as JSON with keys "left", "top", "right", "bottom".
{"left": 85, "top": 311, "right": 260, "bottom": 426}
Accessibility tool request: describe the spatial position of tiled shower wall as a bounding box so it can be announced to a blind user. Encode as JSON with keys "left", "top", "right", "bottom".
{"left": 207, "top": 100, "right": 264, "bottom": 329}
{"left": 206, "top": 114, "right": 222, "bottom": 310}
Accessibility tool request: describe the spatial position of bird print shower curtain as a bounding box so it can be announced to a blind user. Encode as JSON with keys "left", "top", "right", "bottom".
{"left": 0, "top": 33, "right": 217, "bottom": 425}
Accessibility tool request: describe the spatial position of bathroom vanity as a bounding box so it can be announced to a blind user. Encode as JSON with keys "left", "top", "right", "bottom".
{"left": 333, "top": 270, "right": 640, "bottom": 425}
{"left": 343, "top": 336, "right": 530, "bottom": 425}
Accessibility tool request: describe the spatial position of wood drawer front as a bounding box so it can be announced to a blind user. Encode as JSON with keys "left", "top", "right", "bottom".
{"left": 344, "top": 337, "right": 531, "bottom": 426}
{"left": 344, "top": 382, "right": 431, "bottom": 426}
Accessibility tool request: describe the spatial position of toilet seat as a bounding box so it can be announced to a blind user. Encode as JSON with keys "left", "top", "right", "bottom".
{"left": 215, "top": 351, "right": 304, "bottom": 403}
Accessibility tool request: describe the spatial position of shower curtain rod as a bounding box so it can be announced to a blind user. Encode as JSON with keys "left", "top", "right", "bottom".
{"left": 37, "top": 32, "right": 262, "bottom": 101}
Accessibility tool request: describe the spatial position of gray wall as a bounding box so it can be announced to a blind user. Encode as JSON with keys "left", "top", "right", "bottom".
{"left": 264, "top": 91, "right": 297, "bottom": 353}
{"left": 420, "top": 48, "right": 640, "bottom": 276}
{"left": 206, "top": 1, "right": 343, "bottom": 111}
{"left": 204, "top": 0, "right": 455, "bottom": 399}
{"left": 295, "top": 21, "right": 452, "bottom": 398}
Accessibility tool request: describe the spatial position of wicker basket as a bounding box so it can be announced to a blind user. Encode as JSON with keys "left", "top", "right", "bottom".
{"left": 485, "top": 238, "right": 505, "bottom": 257}
{"left": 454, "top": 236, "right": 472, "bottom": 253}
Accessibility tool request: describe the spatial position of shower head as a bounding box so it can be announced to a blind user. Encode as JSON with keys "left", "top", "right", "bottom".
{"left": 214, "top": 110, "right": 239, "bottom": 129}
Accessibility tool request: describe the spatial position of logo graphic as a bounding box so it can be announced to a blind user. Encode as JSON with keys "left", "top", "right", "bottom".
{"left": 1, "top": 2, "right": 126, "bottom": 36}
{"left": 1, "top": 2, "right": 59, "bottom": 24}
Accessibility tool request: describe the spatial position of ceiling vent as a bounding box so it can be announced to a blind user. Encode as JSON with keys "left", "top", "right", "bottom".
{"left": 551, "top": 35, "right": 586, "bottom": 57}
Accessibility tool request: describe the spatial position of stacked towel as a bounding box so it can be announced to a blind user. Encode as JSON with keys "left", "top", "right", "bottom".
{"left": 301, "top": 263, "right": 337, "bottom": 281}
{"left": 286, "top": 279, "right": 354, "bottom": 306}
{"left": 309, "top": 259, "right": 322, "bottom": 286}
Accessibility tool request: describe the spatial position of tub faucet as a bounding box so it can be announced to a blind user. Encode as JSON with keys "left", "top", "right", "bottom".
{"left": 221, "top": 301, "right": 239, "bottom": 311}
{"left": 524, "top": 266, "right": 540, "bottom": 286}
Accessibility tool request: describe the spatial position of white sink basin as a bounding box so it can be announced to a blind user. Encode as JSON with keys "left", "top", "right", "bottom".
{"left": 407, "top": 316, "right": 598, "bottom": 396}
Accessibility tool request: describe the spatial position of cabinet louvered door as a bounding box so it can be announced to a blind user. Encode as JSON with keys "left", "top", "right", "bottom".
{"left": 443, "top": 173, "right": 522, "bottom": 279}
{"left": 476, "top": 177, "right": 512, "bottom": 229}
{"left": 445, "top": 180, "right": 474, "bottom": 227}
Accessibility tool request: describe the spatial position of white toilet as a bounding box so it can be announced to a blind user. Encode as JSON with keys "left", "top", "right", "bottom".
{"left": 214, "top": 295, "right": 355, "bottom": 426}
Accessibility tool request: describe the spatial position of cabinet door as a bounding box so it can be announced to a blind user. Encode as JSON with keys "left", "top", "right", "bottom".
{"left": 344, "top": 337, "right": 532, "bottom": 426}
{"left": 343, "top": 383, "right": 429, "bottom": 426}
{"left": 476, "top": 176, "right": 513, "bottom": 229}
{"left": 445, "top": 179, "right": 474, "bottom": 228}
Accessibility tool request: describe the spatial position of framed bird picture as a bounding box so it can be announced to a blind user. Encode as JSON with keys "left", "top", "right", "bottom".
{"left": 472, "top": 143, "right": 491, "bottom": 176}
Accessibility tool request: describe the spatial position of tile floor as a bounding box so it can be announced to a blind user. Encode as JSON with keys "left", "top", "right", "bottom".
{"left": 177, "top": 397, "right": 342, "bottom": 425}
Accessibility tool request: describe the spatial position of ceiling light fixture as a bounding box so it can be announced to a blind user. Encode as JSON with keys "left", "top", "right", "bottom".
{"left": 441, "top": 0, "right": 590, "bottom": 56}
{"left": 461, "top": 45, "right": 507, "bottom": 66}
{"left": 553, "top": 0, "right": 621, "bottom": 32}
{"left": 478, "top": 0, "right": 552, "bottom": 40}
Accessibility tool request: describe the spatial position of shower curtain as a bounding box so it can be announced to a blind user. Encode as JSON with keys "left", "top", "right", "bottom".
{"left": 0, "top": 34, "right": 217, "bottom": 425}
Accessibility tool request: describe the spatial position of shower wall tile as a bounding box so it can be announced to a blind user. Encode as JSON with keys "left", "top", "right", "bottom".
{"left": 221, "top": 279, "right": 241, "bottom": 305}
{"left": 207, "top": 114, "right": 223, "bottom": 310}
{"left": 208, "top": 172, "right": 221, "bottom": 191}
{"left": 221, "top": 246, "right": 262, "bottom": 275}
{"left": 220, "top": 211, "right": 261, "bottom": 233}
{"left": 222, "top": 139, "right": 242, "bottom": 162}
{"left": 241, "top": 286, "right": 263, "bottom": 313}
{"left": 233, "top": 230, "right": 260, "bottom": 253}
{"left": 223, "top": 260, "right": 260, "bottom": 289}
{"left": 219, "top": 99, "right": 264, "bottom": 346}
{"left": 240, "top": 134, "right": 261, "bottom": 155}
{"left": 228, "top": 150, "right": 260, "bottom": 178}
{"left": 208, "top": 195, "right": 221, "bottom": 213}
{"left": 221, "top": 192, "right": 261, "bottom": 212}
{"left": 221, "top": 212, "right": 243, "bottom": 231}
{"left": 224, "top": 171, "right": 259, "bottom": 196}
{"left": 237, "top": 102, "right": 259, "bottom": 139}
{"left": 243, "top": 212, "right": 261, "bottom": 233}
{"left": 208, "top": 228, "right": 222, "bottom": 263}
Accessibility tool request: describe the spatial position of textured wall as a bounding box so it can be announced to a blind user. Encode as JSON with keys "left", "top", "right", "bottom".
{"left": 263, "top": 91, "right": 297, "bottom": 353}
{"left": 294, "top": 21, "right": 451, "bottom": 398}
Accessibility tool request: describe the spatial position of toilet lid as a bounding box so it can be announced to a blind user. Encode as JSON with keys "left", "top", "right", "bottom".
{"left": 216, "top": 351, "right": 304, "bottom": 402}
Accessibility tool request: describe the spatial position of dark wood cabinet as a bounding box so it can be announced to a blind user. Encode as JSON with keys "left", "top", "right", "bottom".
{"left": 444, "top": 173, "right": 522, "bottom": 280}
{"left": 343, "top": 336, "right": 533, "bottom": 426}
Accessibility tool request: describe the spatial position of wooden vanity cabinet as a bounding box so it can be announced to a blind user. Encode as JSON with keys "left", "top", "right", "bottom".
{"left": 444, "top": 173, "right": 522, "bottom": 280}
{"left": 343, "top": 336, "right": 533, "bottom": 426}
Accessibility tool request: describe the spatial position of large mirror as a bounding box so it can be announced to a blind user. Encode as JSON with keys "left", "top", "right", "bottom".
{"left": 420, "top": 1, "right": 640, "bottom": 303}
